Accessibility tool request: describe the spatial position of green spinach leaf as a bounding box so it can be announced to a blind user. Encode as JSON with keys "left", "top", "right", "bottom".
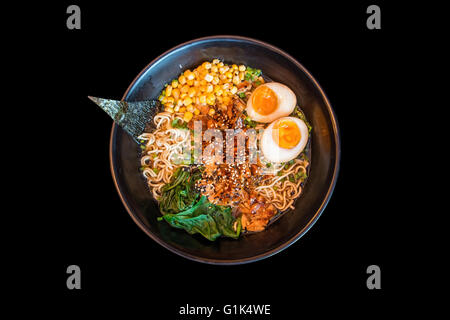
{"left": 158, "top": 196, "right": 241, "bottom": 241}
{"left": 159, "top": 168, "right": 201, "bottom": 215}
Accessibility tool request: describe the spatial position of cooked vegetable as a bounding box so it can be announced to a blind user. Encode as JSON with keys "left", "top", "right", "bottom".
{"left": 295, "top": 171, "right": 308, "bottom": 181}
{"left": 245, "top": 67, "right": 262, "bottom": 81}
{"left": 244, "top": 116, "right": 257, "bottom": 128}
{"left": 171, "top": 118, "right": 188, "bottom": 129}
{"left": 159, "top": 167, "right": 201, "bottom": 215}
{"left": 291, "top": 106, "right": 312, "bottom": 132}
{"left": 158, "top": 196, "right": 241, "bottom": 241}
{"left": 299, "top": 151, "right": 309, "bottom": 163}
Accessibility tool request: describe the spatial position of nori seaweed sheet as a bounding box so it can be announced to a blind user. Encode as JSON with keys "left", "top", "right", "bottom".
{"left": 88, "top": 96, "right": 160, "bottom": 139}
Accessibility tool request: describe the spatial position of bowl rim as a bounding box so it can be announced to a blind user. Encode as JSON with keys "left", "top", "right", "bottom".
{"left": 109, "top": 35, "right": 341, "bottom": 265}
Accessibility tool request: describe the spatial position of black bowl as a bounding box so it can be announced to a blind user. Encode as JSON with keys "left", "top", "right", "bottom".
{"left": 110, "top": 36, "right": 340, "bottom": 264}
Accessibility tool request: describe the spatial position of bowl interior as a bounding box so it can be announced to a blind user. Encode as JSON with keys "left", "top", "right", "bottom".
{"left": 110, "top": 37, "right": 339, "bottom": 264}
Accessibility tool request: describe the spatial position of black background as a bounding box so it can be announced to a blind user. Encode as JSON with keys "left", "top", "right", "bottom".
{"left": 19, "top": 0, "right": 420, "bottom": 317}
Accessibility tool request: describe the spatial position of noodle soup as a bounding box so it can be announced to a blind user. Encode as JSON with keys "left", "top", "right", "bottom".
{"left": 138, "top": 59, "right": 311, "bottom": 241}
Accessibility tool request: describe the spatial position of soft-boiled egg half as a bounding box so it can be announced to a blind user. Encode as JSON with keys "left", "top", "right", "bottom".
{"left": 261, "top": 116, "right": 309, "bottom": 163}
{"left": 246, "top": 82, "right": 297, "bottom": 123}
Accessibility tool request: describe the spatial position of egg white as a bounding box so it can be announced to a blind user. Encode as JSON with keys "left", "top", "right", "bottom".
{"left": 261, "top": 117, "right": 309, "bottom": 163}
{"left": 246, "top": 82, "right": 297, "bottom": 123}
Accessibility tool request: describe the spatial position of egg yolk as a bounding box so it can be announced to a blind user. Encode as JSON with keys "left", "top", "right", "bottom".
{"left": 251, "top": 85, "right": 278, "bottom": 115}
{"left": 272, "top": 119, "right": 301, "bottom": 149}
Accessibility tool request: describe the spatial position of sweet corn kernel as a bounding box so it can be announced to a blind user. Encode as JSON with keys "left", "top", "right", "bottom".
{"left": 208, "top": 108, "right": 215, "bottom": 116}
{"left": 180, "top": 93, "right": 187, "bottom": 99}
{"left": 166, "top": 107, "right": 174, "bottom": 113}
{"left": 239, "top": 65, "right": 246, "bottom": 72}
{"left": 206, "top": 84, "right": 214, "bottom": 93}
{"left": 225, "top": 71, "right": 233, "bottom": 79}
{"left": 222, "top": 83, "right": 230, "bottom": 90}
{"left": 174, "top": 105, "right": 180, "bottom": 112}
{"left": 218, "top": 62, "right": 224, "bottom": 67}
{"left": 178, "top": 75, "right": 186, "bottom": 85}
{"left": 219, "top": 66, "right": 230, "bottom": 74}
{"left": 187, "top": 73, "right": 195, "bottom": 81}
{"left": 187, "top": 79, "right": 194, "bottom": 86}
{"left": 206, "top": 94, "right": 216, "bottom": 105}
{"left": 186, "top": 105, "right": 195, "bottom": 112}
{"left": 204, "top": 74, "right": 213, "bottom": 82}
{"left": 216, "top": 89, "right": 223, "bottom": 96}
{"left": 188, "top": 87, "right": 196, "bottom": 97}
{"left": 166, "top": 97, "right": 174, "bottom": 104}
{"left": 183, "top": 69, "right": 192, "bottom": 78}
{"left": 199, "top": 95, "right": 207, "bottom": 104}
{"left": 166, "top": 85, "right": 173, "bottom": 97}
{"left": 212, "top": 59, "right": 220, "bottom": 64}
{"left": 232, "top": 64, "right": 238, "bottom": 70}
{"left": 197, "top": 70, "right": 205, "bottom": 79}
{"left": 158, "top": 95, "right": 164, "bottom": 102}
{"left": 179, "top": 107, "right": 186, "bottom": 112}
{"left": 171, "top": 80, "right": 179, "bottom": 88}
{"left": 239, "top": 71, "right": 245, "bottom": 80}
{"left": 203, "top": 62, "right": 212, "bottom": 69}
{"left": 172, "top": 88, "right": 180, "bottom": 100}
{"left": 176, "top": 99, "right": 183, "bottom": 107}
{"left": 211, "top": 65, "right": 218, "bottom": 73}
{"left": 161, "top": 97, "right": 167, "bottom": 104}
{"left": 180, "top": 85, "right": 189, "bottom": 93}
{"left": 233, "top": 76, "right": 240, "bottom": 85}
{"left": 194, "top": 80, "right": 200, "bottom": 87}
{"left": 194, "top": 108, "right": 200, "bottom": 115}
{"left": 183, "top": 112, "right": 193, "bottom": 122}
{"left": 230, "top": 86, "right": 238, "bottom": 94}
{"left": 212, "top": 77, "right": 219, "bottom": 85}
{"left": 183, "top": 97, "right": 193, "bottom": 106}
